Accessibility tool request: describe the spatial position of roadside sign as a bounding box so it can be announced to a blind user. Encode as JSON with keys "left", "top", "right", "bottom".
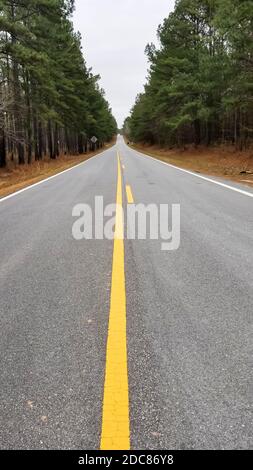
{"left": 91, "top": 136, "right": 98, "bottom": 144}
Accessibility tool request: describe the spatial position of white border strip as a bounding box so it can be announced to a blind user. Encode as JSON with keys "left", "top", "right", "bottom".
{"left": 134, "top": 148, "right": 253, "bottom": 199}
{"left": 0, "top": 146, "right": 114, "bottom": 204}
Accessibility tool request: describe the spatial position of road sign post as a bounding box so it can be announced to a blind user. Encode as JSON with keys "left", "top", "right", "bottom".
{"left": 90, "top": 136, "right": 98, "bottom": 151}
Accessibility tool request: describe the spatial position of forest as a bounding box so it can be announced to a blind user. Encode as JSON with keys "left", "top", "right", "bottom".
{"left": 124, "top": 0, "right": 253, "bottom": 150}
{"left": 0, "top": 0, "right": 117, "bottom": 168}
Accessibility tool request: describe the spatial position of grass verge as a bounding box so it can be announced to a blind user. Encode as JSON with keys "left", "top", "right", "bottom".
{"left": 0, "top": 141, "right": 115, "bottom": 199}
{"left": 127, "top": 140, "right": 253, "bottom": 188}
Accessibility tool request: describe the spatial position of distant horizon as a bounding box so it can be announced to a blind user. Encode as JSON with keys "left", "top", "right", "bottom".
{"left": 73, "top": 0, "right": 175, "bottom": 127}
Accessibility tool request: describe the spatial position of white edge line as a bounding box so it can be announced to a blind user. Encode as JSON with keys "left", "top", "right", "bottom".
{"left": 0, "top": 146, "right": 115, "bottom": 204}
{"left": 133, "top": 148, "right": 253, "bottom": 199}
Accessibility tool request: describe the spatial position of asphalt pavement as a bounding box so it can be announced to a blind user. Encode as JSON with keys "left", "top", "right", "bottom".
{"left": 0, "top": 136, "right": 252, "bottom": 449}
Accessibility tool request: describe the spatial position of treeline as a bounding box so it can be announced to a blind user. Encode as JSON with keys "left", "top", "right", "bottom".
{"left": 124, "top": 0, "right": 253, "bottom": 149}
{"left": 0, "top": 0, "right": 117, "bottom": 168}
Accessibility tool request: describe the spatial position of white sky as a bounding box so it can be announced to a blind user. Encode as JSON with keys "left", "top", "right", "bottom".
{"left": 73, "top": 0, "right": 175, "bottom": 127}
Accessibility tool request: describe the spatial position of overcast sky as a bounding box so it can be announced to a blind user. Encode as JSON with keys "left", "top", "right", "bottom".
{"left": 73, "top": 0, "right": 175, "bottom": 128}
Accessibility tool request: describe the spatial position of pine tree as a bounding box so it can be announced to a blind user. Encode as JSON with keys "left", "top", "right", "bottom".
{"left": 0, "top": 0, "right": 117, "bottom": 167}
{"left": 125, "top": 0, "right": 253, "bottom": 149}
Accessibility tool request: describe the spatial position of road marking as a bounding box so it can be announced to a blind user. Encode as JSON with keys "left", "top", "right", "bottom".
{"left": 0, "top": 146, "right": 115, "bottom": 204}
{"left": 122, "top": 164, "right": 125, "bottom": 170}
{"left": 100, "top": 152, "right": 130, "bottom": 450}
{"left": 134, "top": 149, "right": 253, "bottom": 199}
{"left": 126, "top": 185, "right": 134, "bottom": 204}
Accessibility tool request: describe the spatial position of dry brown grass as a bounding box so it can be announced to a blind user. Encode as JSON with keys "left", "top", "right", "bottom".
{"left": 129, "top": 141, "right": 253, "bottom": 188}
{"left": 0, "top": 141, "right": 115, "bottom": 199}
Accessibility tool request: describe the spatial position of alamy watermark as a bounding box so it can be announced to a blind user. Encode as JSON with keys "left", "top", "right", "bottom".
{"left": 72, "top": 197, "right": 180, "bottom": 251}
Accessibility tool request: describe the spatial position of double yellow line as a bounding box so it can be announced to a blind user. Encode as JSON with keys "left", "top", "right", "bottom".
{"left": 100, "top": 152, "right": 130, "bottom": 450}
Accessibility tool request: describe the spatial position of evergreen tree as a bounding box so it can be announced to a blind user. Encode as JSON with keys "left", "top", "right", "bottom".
{"left": 125, "top": 0, "right": 253, "bottom": 149}
{"left": 0, "top": 0, "right": 116, "bottom": 167}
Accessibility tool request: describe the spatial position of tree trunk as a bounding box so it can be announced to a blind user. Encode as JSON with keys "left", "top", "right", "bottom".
{"left": 54, "top": 123, "right": 59, "bottom": 157}
{"left": 0, "top": 130, "right": 6, "bottom": 168}
{"left": 48, "top": 120, "right": 55, "bottom": 159}
{"left": 78, "top": 134, "right": 84, "bottom": 154}
{"left": 194, "top": 119, "right": 201, "bottom": 146}
{"left": 25, "top": 73, "right": 32, "bottom": 164}
{"left": 33, "top": 115, "right": 39, "bottom": 161}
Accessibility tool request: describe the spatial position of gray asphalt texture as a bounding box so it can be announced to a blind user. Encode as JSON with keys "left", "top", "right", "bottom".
{"left": 0, "top": 136, "right": 252, "bottom": 449}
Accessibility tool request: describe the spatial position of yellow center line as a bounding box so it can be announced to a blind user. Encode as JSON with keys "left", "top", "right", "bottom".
{"left": 126, "top": 185, "right": 134, "bottom": 204}
{"left": 100, "top": 151, "right": 130, "bottom": 451}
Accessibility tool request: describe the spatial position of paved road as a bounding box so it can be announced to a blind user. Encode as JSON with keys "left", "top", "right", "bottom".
{"left": 0, "top": 136, "right": 252, "bottom": 450}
